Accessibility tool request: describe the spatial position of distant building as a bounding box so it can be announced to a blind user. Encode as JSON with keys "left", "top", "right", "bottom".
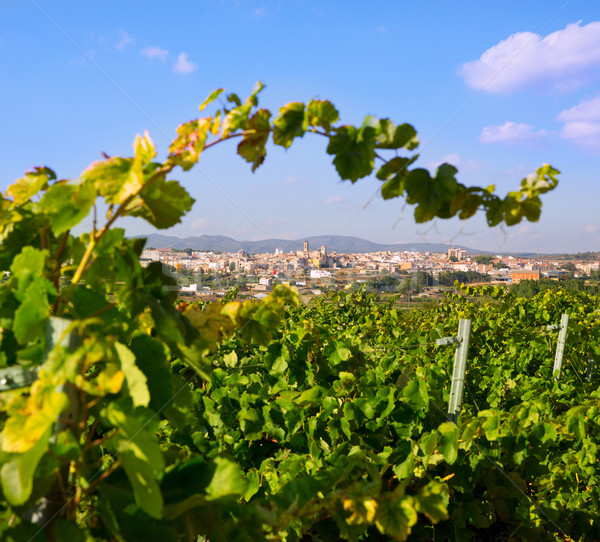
{"left": 448, "top": 247, "right": 467, "bottom": 261}
{"left": 511, "top": 270, "right": 540, "bottom": 284}
{"left": 543, "top": 270, "right": 568, "bottom": 281}
{"left": 310, "top": 269, "right": 332, "bottom": 278}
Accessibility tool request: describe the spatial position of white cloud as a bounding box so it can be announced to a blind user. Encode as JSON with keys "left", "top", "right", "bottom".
{"left": 460, "top": 21, "right": 600, "bottom": 94}
{"left": 253, "top": 7, "right": 265, "bottom": 17}
{"left": 479, "top": 122, "right": 551, "bottom": 146}
{"left": 585, "top": 225, "right": 599, "bottom": 234}
{"left": 173, "top": 52, "right": 198, "bottom": 74}
{"left": 376, "top": 26, "right": 387, "bottom": 33}
{"left": 324, "top": 196, "right": 343, "bottom": 205}
{"left": 557, "top": 93, "right": 600, "bottom": 153}
{"left": 141, "top": 46, "right": 168, "bottom": 61}
{"left": 116, "top": 29, "right": 134, "bottom": 51}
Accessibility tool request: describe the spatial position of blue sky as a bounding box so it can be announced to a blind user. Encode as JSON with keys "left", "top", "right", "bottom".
{"left": 2, "top": 1, "right": 599, "bottom": 253}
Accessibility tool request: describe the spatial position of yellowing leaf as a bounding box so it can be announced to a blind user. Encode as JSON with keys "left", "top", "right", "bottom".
{"left": 6, "top": 167, "right": 56, "bottom": 205}
{"left": 2, "top": 372, "right": 68, "bottom": 453}
{"left": 97, "top": 363, "right": 125, "bottom": 395}
{"left": 1, "top": 427, "right": 51, "bottom": 505}
{"left": 199, "top": 88, "right": 224, "bottom": 111}
{"left": 133, "top": 130, "right": 157, "bottom": 166}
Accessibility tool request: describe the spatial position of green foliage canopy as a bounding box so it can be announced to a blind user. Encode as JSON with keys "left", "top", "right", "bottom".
{"left": 0, "top": 83, "right": 565, "bottom": 541}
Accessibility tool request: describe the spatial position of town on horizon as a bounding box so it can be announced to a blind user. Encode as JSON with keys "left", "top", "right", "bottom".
{"left": 140, "top": 239, "right": 598, "bottom": 299}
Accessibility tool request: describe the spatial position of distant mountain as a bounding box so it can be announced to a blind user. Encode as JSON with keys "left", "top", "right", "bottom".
{"left": 134, "top": 233, "right": 486, "bottom": 254}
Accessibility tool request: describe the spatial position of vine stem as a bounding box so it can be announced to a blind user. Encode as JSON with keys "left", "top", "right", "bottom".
{"left": 83, "top": 460, "right": 121, "bottom": 494}
{"left": 70, "top": 236, "right": 97, "bottom": 286}
{"left": 63, "top": 163, "right": 172, "bottom": 300}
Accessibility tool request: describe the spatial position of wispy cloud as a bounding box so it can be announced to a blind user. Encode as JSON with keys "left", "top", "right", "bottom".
{"left": 479, "top": 121, "right": 551, "bottom": 146}
{"left": 253, "top": 6, "right": 266, "bottom": 17}
{"left": 141, "top": 45, "right": 168, "bottom": 61}
{"left": 557, "top": 93, "right": 600, "bottom": 153}
{"left": 324, "top": 196, "right": 344, "bottom": 205}
{"left": 585, "top": 225, "right": 599, "bottom": 234}
{"left": 173, "top": 52, "right": 198, "bottom": 74}
{"left": 460, "top": 21, "right": 600, "bottom": 94}
{"left": 376, "top": 26, "right": 387, "bottom": 33}
{"left": 116, "top": 29, "right": 134, "bottom": 51}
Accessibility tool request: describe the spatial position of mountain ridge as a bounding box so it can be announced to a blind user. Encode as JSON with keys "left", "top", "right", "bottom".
{"left": 133, "top": 233, "right": 486, "bottom": 254}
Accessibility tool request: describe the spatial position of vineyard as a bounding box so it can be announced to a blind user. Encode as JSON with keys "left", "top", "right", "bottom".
{"left": 2, "top": 85, "right": 593, "bottom": 541}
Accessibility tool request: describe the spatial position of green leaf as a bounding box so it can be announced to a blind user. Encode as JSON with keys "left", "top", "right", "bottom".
{"left": 567, "top": 414, "right": 585, "bottom": 440}
{"left": 437, "top": 422, "right": 459, "bottom": 464}
{"left": 295, "top": 385, "right": 327, "bottom": 405}
{"left": 81, "top": 157, "right": 141, "bottom": 205}
{"left": 273, "top": 102, "right": 305, "bottom": 148}
{"left": 222, "top": 104, "right": 252, "bottom": 136}
{"left": 38, "top": 180, "right": 96, "bottom": 236}
{"left": 226, "top": 93, "right": 242, "bottom": 107}
{"left": 327, "top": 125, "right": 376, "bottom": 182}
{"left": 10, "top": 246, "right": 48, "bottom": 295}
{"left": 414, "top": 480, "right": 449, "bottom": 523}
{"left": 205, "top": 456, "right": 248, "bottom": 501}
{"left": 13, "top": 279, "right": 51, "bottom": 344}
{"left": 303, "top": 99, "right": 339, "bottom": 132}
{"left": 105, "top": 404, "right": 164, "bottom": 469}
{"left": 419, "top": 431, "right": 438, "bottom": 466}
{"left": 375, "top": 494, "right": 418, "bottom": 541}
{"left": 375, "top": 120, "right": 419, "bottom": 150}
{"left": 376, "top": 156, "right": 417, "bottom": 181}
{"left": 330, "top": 346, "right": 351, "bottom": 365}
{"left": 120, "top": 448, "right": 164, "bottom": 518}
{"left": 434, "top": 163, "right": 458, "bottom": 198}
{"left": 199, "top": 88, "right": 224, "bottom": 111}
{"left": 128, "top": 179, "right": 194, "bottom": 229}
{"left": 481, "top": 412, "right": 501, "bottom": 441}
{"left": 237, "top": 108, "right": 272, "bottom": 172}
{"left": 245, "top": 81, "right": 265, "bottom": 106}
{"left": 53, "top": 518, "right": 89, "bottom": 542}
{"left": 402, "top": 380, "right": 428, "bottom": 410}
{"left": 0, "top": 427, "right": 51, "bottom": 505}
{"left": 393, "top": 454, "right": 415, "bottom": 481}
{"left": 115, "top": 342, "right": 150, "bottom": 407}
{"left": 244, "top": 469, "right": 260, "bottom": 501}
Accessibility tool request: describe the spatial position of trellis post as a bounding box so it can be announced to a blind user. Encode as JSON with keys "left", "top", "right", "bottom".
{"left": 585, "top": 357, "right": 595, "bottom": 382}
{"left": 552, "top": 313, "right": 569, "bottom": 380}
{"left": 436, "top": 318, "right": 471, "bottom": 424}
